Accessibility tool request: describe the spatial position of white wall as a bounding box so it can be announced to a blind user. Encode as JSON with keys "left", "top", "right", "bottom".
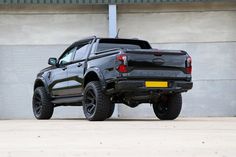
{"left": 0, "top": 5, "right": 108, "bottom": 119}
{"left": 116, "top": 2, "right": 236, "bottom": 118}
{"left": 0, "top": 3, "right": 236, "bottom": 119}
{"left": 0, "top": 5, "right": 108, "bottom": 45}
{"left": 118, "top": 42, "right": 236, "bottom": 118}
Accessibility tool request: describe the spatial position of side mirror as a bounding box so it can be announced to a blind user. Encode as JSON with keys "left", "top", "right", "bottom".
{"left": 48, "top": 57, "right": 57, "bottom": 66}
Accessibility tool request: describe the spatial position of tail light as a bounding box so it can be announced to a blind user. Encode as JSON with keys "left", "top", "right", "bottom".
{"left": 186, "top": 56, "right": 192, "bottom": 74}
{"left": 116, "top": 54, "right": 128, "bottom": 73}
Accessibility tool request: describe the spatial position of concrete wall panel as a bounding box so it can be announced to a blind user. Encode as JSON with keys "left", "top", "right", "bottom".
{"left": 152, "top": 42, "right": 236, "bottom": 80}
{"left": 1, "top": 42, "right": 235, "bottom": 119}
{"left": 0, "top": 45, "right": 85, "bottom": 119}
{"left": 118, "top": 42, "right": 236, "bottom": 118}
{"left": 118, "top": 11, "right": 236, "bottom": 43}
{"left": 0, "top": 13, "right": 108, "bottom": 45}
{"left": 0, "top": 3, "right": 236, "bottom": 119}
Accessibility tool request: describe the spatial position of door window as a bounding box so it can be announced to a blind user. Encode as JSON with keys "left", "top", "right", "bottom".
{"left": 59, "top": 47, "right": 77, "bottom": 65}
{"left": 74, "top": 43, "right": 90, "bottom": 61}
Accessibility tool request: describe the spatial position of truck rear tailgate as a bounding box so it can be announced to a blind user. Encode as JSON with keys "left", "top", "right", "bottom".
{"left": 124, "top": 49, "right": 190, "bottom": 80}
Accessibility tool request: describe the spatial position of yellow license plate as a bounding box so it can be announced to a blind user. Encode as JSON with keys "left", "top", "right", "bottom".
{"left": 145, "top": 81, "right": 168, "bottom": 88}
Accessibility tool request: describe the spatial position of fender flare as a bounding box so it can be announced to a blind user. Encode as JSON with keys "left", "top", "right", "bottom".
{"left": 33, "top": 77, "right": 49, "bottom": 94}
{"left": 83, "top": 67, "right": 106, "bottom": 89}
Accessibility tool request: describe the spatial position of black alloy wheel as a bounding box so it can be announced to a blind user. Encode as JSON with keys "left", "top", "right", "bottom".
{"left": 32, "top": 87, "right": 54, "bottom": 119}
{"left": 84, "top": 88, "right": 97, "bottom": 116}
{"left": 33, "top": 92, "right": 43, "bottom": 117}
{"left": 153, "top": 93, "right": 182, "bottom": 120}
{"left": 83, "top": 81, "right": 112, "bottom": 121}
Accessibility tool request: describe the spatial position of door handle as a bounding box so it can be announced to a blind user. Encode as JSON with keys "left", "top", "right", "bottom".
{"left": 62, "top": 67, "right": 67, "bottom": 71}
{"left": 77, "top": 63, "right": 82, "bottom": 67}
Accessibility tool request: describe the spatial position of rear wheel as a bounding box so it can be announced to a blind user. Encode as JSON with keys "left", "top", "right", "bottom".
{"left": 32, "top": 87, "right": 54, "bottom": 119}
{"left": 83, "top": 81, "right": 112, "bottom": 121}
{"left": 153, "top": 93, "right": 182, "bottom": 120}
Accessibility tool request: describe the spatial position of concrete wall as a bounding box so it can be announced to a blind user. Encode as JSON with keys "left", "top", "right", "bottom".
{"left": 117, "top": 2, "right": 236, "bottom": 43}
{"left": 0, "top": 5, "right": 108, "bottom": 119}
{"left": 0, "top": 45, "right": 84, "bottom": 119}
{"left": 0, "top": 2, "right": 236, "bottom": 119}
{"left": 0, "top": 5, "right": 108, "bottom": 45}
{"left": 119, "top": 42, "right": 236, "bottom": 118}
{"left": 116, "top": 2, "right": 236, "bottom": 118}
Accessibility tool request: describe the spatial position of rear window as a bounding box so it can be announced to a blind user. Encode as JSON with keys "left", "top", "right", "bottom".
{"left": 97, "top": 39, "right": 152, "bottom": 51}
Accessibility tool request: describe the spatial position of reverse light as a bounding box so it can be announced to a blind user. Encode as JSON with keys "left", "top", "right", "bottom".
{"left": 116, "top": 54, "right": 127, "bottom": 62}
{"left": 186, "top": 56, "right": 192, "bottom": 74}
{"left": 116, "top": 54, "right": 128, "bottom": 73}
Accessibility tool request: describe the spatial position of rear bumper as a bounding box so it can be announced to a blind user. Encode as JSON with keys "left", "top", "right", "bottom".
{"left": 114, "top": 80, "right": 193, "bottom": 93}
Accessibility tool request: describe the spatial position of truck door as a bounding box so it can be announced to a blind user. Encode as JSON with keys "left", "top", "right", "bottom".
{"left": 49, "top": 47, "right": 77, "bottom": 97}
{"left": 66, "top": 41, "right": 91, "bottom": 96}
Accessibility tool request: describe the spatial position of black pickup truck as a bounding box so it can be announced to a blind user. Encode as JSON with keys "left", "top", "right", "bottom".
{"left": 32, "top": 36, "right": 192, "bottom": 121}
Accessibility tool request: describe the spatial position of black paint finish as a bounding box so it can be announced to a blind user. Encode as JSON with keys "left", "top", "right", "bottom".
{"left": 33, "top": 37, "right": 192, "bottom": 106}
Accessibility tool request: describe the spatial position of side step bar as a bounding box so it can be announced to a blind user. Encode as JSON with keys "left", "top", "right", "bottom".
{"left": 51, "top": 96, "right": 83, "bottom": 104}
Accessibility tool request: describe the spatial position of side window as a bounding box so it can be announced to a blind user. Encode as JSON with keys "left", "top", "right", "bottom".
{"left": 74, "top": 43, "right": 90, "bottom": 61}
{"left": 59, "top": 47, "right": 77, "bottom": 65}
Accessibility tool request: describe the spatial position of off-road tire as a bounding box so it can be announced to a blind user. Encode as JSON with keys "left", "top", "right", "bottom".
{"left": 83, "top": 81, "right": 112, "bottom": 121}
{"left": 32, "top": 87, "right": 54, "bottom": 119}
{"left": 153, "top": 93, "right": 182, "bottom": 120}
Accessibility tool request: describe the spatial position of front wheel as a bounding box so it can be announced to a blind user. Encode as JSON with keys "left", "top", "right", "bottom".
{"left": 83, "top": 81, "right": 112, "bottom": 121}
{"left": 153, "top": 93, "right": 182, "bottom": 120}
{"left": 32, "top": 87, "right": 54, "bottom": 119}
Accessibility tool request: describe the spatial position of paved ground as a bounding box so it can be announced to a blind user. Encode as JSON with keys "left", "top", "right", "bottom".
{"left": 0, "top": 118, "right": 235, "bottom": 157}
